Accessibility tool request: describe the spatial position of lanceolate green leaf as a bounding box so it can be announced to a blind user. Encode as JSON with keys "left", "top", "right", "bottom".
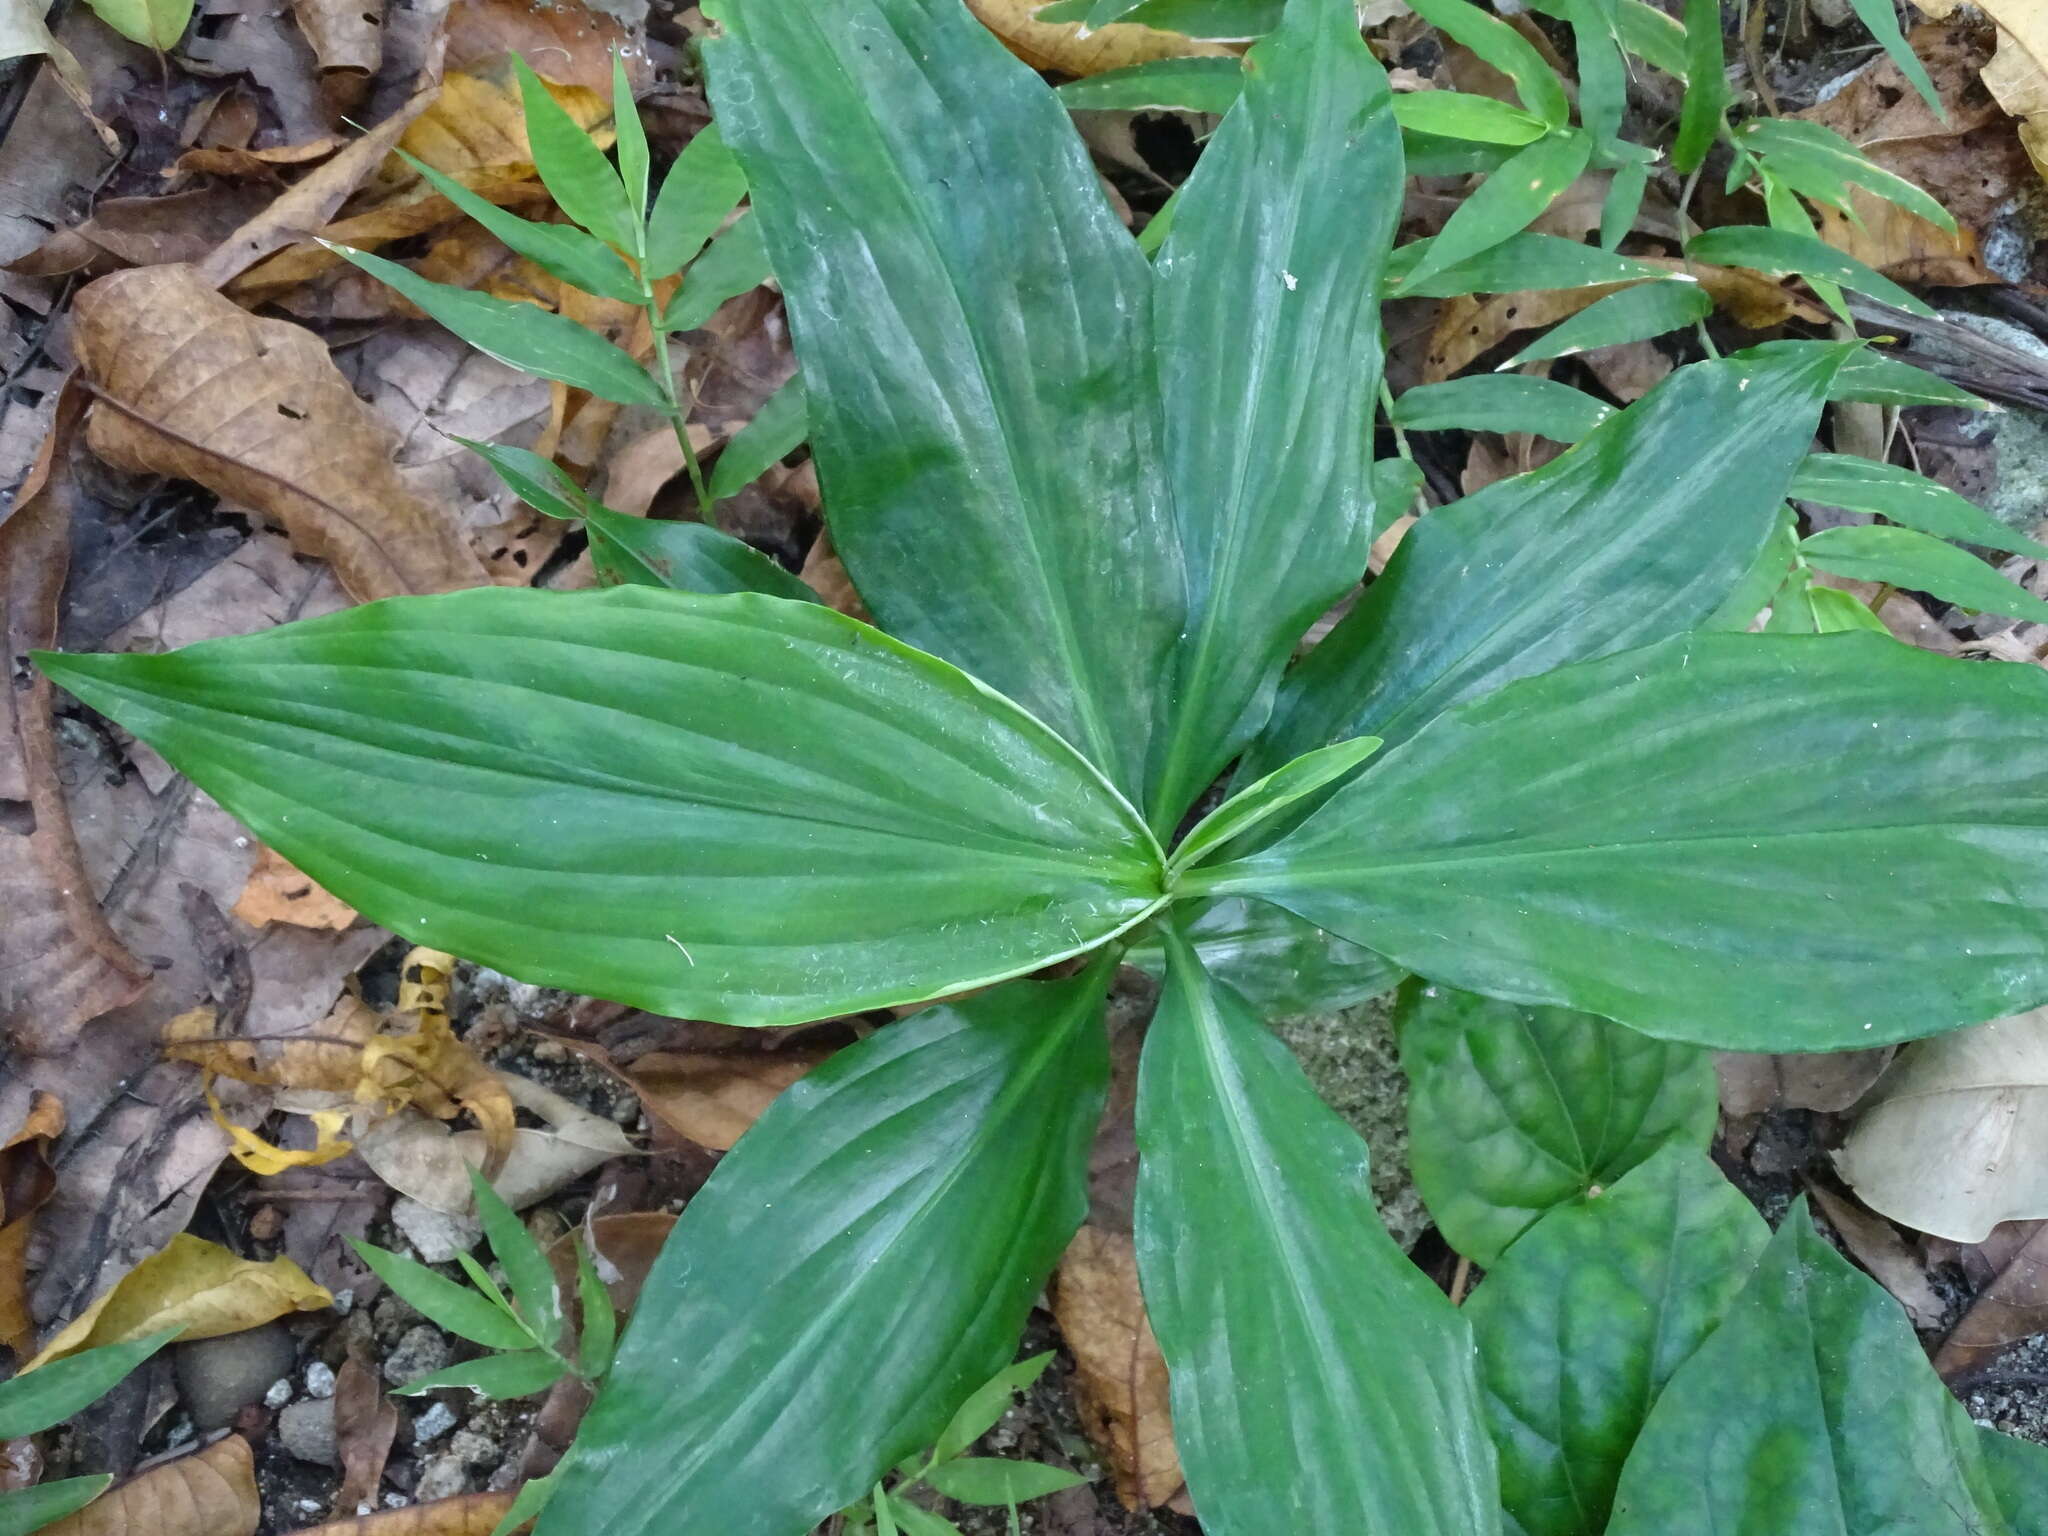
{"left": 1203, "top": 633, "right": 2048, "bottom": 1049}
{"left": 513, "top": 56, "right": 638, "bottom": 252}
{"left": 347, "top": 1241, "right": 534, "bottom": 1351}
{"left": 1501, "top": 279, "right": 1710, "bottom": 366}
{"left": 1133, "top": 927, "right": 1499, "bottom": 1536}
{"left": 706, "top": 0, "right": 1182, "bottom": 801}
{"left": 538, "top": 966, "right": 1113, "bottom": 1536}
{"left": 1801, "top": 524, "right": 2048, "bottom": 623}
{"left": 1735, "top": 118, "right": 1955, "bottom": 231}
{"left": 1686, "top": 225, "right": 1936, "bottom": 318}
{"left": 1828, "top": 351, "right": 1984, "bottom": 408}
{"left": 36, "top": 588, "right": 1162, "bottom": 1025}
{"left": 1399, "top": 132, "right": 1592, "bottom": 296}
{"left": 1248, "top": 343, "right": 1849, "bottom": 779}
{"left": 1145, "top": 0, "right": 1402, "bottom": 827}
{"left": 393, "top": 1349, "right": 565, "bottom": 1399}
{"left": 661, "top": 212, "right": 770, "bottom": 332}
{"left": 1389, "top": 374, "right": 1614, "bottom": 441}
{"left": 1607, "top": 1201, "right": 2042, "bottom": 1534}
{"left": 1125, "top": 897, "right": 1406, "bottom": 1016}
{"left": 589, "top": 508, "right": 819, "bottom": 601}
{"left": 1385, "top": 231, "right": 1668, "bottom": 298}
{"left": 395, "top": 149, "right": 642, "bottom": 303}
{"left": 0, "top": 1475, "right": 113, "bottom": 1536}
{"left": 1844, "top": 0, "right": 1944, "bottom": 118}
{"left": 1671, "top": 0, "right": 1725, "bottom": 173}
{"left": 1055, "top": 57, "right": 1244, "bottom": 114}
{"left": 1793, "top": 453, "right": 2048, "bottom": 558}
{"left": 706, "top": 374, "right": 807, "bottom": 503}
{"left": 645, "top": 123, "right": 749, "bottom": 279}
{"left": 1169, "top": 736, "right": 1380, "bottom": 877}
{"left": 1403, "top": 0, "right": 1570, "bottom": 125}
{"left": 0, "top": 1332, "right": 176, "bottom": 1438}
{"left": 1391, "top": 91, "right": 1548, "bottom": 145}
{"left": 1466, "top": 1147, "right": 1769, "bottom": 1536}
{"left": 1398, "top": 983, "right": 1718, "bottom": 1266}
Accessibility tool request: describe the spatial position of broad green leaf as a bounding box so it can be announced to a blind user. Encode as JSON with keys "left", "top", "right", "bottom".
{"left": 1037, "top": 0, "right": 1280, "bottom": 36}
{"left": 1125, "top": 897, "right": 1405, "bottom": 1016}
{"left": 1249, "top": 344, "right": 1849, "bottom": 779}
{"left": 1467, "top": 1147, "right": 1769, "bottom": 1536}
{"left": 645, "top": 123, "right": 749, "bottom": 280}
{"left": 1403, "top": 0, "right": 1569, "bottom": 125}
{"left": 1702, "top": 503, "right": 1798, "bottom": 630}
{"left": 923, "top": 1461, "right": 1088, "bottom": 1505}
{"left": 1398, "top": 983, "right": 1718, "bottom": 1265}
{"left": 513, "top": 57, "right": 637, "bottom": 251}
{"left": 707, "top": 374, "right": 807, "bottom": 503}
{"left": 1686, "top": 224, "right": 1936, "bottom": 317}
{"left": 79, "top": 0, "right": 189, "bottom": 48}
{"left": 0, "top": 1475, "right": 113, "bottom": 1536}
{"left": 325, "top": 245, "right": 665, "bottom": 407}
{"left": 491, "top": 1471, "right": 560, "bottom": 1536}
{"left": 1169, "top": 736, "right": 1380, "bottom": 876}
{"left": 536, "top": 966, "right": 1112, "bottom": 1536}
{"left": 1608, "top": 1202, "right": 2037, "bottom": 1534}
{"left": 707, "top": 0, "right": 1181, "bottom": 803}
{"left": 0, "top": 1332, "right": 176, "bottom": 1438}
{"left": 1828, "top": 350, "right": 1984, "bottom": 408}
{"left": 1398, "top": 132, "right": 1593, "bottom": 295}
{"left": 1391, "top": 91, "right": 1549, "bottom": 145}
{"left": 1134, "top": 926, "right": 1499, "bottom": 1536}
{"left": 1802, "top": 524, "right": 2048, "bottom": 622}
{"left": 1736, "top": 117, "right": 1956, "bottom": 231}
{"left": 1599, "top": 156, "right": 1648, "bottom": 251}
{"left": 575, "top": 1242, "right": 617, "bottom": 1377}
{"left": 1055, "top": 57, "right": 1243, "bottom": 114}
{"left": 394, "top": 150, "right": 642, "bottom": 302}
{"left": 932, "top": 1353, "right": 1056, "bottom": 1463}
{"left": 661, "top": 210, "right": 770, "bottom": 331}
{"left": 588, "top": 510, "right": 820, "bottom": 601}
{"left": 1370, "top": 456, "right": 1423, "bottom": 540}
{"left": 612, "top": 54, "right": 650, "bottom": 218}
{"left": 36, "top": 588, "right": 1162, "bottom": 1026}
{"left": 1760, "top": 172, "right": 1849, "bottom": 320}
{"left": 1205, "top": 632, "right": 2048, "bottom": 1049}
{"left": 1671, "top": 0, "right": 1725, "bottom": 173}
{"left": 1389, "top": 374, "right": 1614, "bottom": 441}
{"left": 347, "top": 1241, "right": 534, "bottom": 1352}
{"left": 393, "top": 1349, "right": 566, "bottom": 1398}
{"left": 470, "top": 1168, "right": 561, "bottom": 1348}
{"left": 1386, "top": 231, "right": 1668, "bottom": 298}
{"left": 1144, "top": 0, "right": 1402, "bottom": 827}
{"left": 1793, "top": 453, "right": 2048, "bottom": 558}
{"left": 1615, "top": 0, "right": 1688, "bottom": 77}
{"left": 1844, "top": 0, "right": 1944, "bottom": 117}
{"left": 1502, "top": 279, "right": 1710, "bottom": 366}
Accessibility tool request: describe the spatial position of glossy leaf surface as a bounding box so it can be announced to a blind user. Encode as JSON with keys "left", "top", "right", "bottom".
{"left": 38, "top": 588, "right": 1162, "bottom": 1025}
{"left": 1794, "top": 454, "right": 2048, "bottom": 558}
{"left": 539, "top": 966, "right": 1112, "bottom": 1536}
{"left": 1802, "top": 524, "right": 2048, "bottom": 622}
{"left": 1467, "top": 1147, "right": 1769, "bottom": 1536}
{"left": 1401, "top": 132, "right": 1591, "bottom": 295}
{"left": 1399, "top": 983, "right": 1717, "bottom": 1265}
{"left": 1210, "top": 633, "right": 2048, "bottom": 1049}
{"left": 1169, "top": 736, "right": 1379, "bottom": 877}
{"left": 589, "top": 508, "right": 818, "bottom": 600}
{"left": 1125, "top": 898, "right": 1405, "bottom": 1017}
{"left": 1687, "top": 225, "right": 1936, "bottom": 317}
{"left": 706, "top": 0, "right": 1182, "bottom": 801}
{"left": 1385, "top": 231, "right": 1667, "bottom": 298}
{"left": 1250, "top": 343, "right": 1848, "bottom": 778}
{"left": 1055, "top": 57, "right": 1243, "bottom": 114}
{"left": 1390, "top": 375, "right": 1614, "bottom": 441}
{"left": 1608, "top": 1202, "right": 2042, "bottom": 1534}
{"left": 1502, "top": 279, "right": 1710, "bottom": 366}
{"left": 1134, "top": 927, "right": 1499, "bottom": 1536}
{"left": 1146, "top": 0, "right": 1403, "bottom": 825}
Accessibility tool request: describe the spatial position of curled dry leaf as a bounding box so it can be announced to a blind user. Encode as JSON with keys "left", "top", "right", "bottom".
{"left": 548, "top": 1211, "right": 676, "bottom": 1319}
{"left": 626, "top": 1048, "right": 827, "bottom": 1152}
{"left": 1836, "top": 1007, "right": 2048, "bottom": 1243}
{"left": 9, "top": 187, "right": 274, "bottom": 278}
{"left": 25, "top": 1234, "right": 328, "bottom": 1367}
{"left": 290, "top": 0, "right": 382, "bottom": 92}
{"left": 1936, "top": 1220, "right": 2048, "bottom": 1381}
{"left": 333, "top": 1348, "right": 399, "bottom": 1515}
{"left": 1807, "top": 1184, "right": 1944, "bottom": 1329}
{"left": 294, "top": 1491, "right": 521, "bottom": 1535}
{"left": 232, "top": 846, "right": 358, "bottom": 931}
{"left": 1050, "top": 1225, "right": 1188, "bottom": 1513}
{"left": 72, "top": 264, "right": 490, "bottom": 601}
{"left": 966, "top": 0, "right": 1233, "bottom": 74}
{"left": 167, "top": 135, "right": 347, "bottom": 181}
{"left": 0, "top": 1093, "right": 64, "bottom": 1358}
{"left": 38, "top": 1433, "right": 259, "bottom": 1536}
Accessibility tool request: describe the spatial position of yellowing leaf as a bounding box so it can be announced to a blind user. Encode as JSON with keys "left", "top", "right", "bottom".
{"left": 206, "top": 1086, "right": 354, "bottom": 1175}
{"left": 232, "top": 845, "right": 359, "bottom": 931}
{"left": 966, "top": 0, "right": 1233, "bottom": 74}
{"left": 80, "top": 0, "right": 194, "bottom": 51}
{"left": 26, "top": 1235, "right": 330, "bottom": 1370}
{"left": 38, "top": 1434, "right": 258, "bottom": 1536}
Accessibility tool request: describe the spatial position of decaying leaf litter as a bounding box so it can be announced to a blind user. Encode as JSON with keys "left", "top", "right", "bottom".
{"left": 4, "top": 0, "right": 2048, "bottom": 1529}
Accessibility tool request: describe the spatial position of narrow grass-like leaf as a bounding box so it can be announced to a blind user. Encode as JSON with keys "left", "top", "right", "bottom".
{"left": 587, "top": 509, "right": 820, "bottom": 601}
{"left": 395, "top": 150, "right": 641, "bottom": 302}
{"left": 1036, "top": 0, "right": 1281, "bottom": 32}
{"left": 574, "top": 1243, "right": 616, "bottom": 1377}
{"left": 1399, "top": 132, "right": 1593, "bottom": 295}
{"left": 1702, "top": 504, "right": 1798, "bottom": 630}
{"left": 1616, "top": 0, "right": 1688, "bottom": 75}
{"left": 393, "top": 1350, "right": 566, "bottom": 1399}
{"left": 0, "top": 1332, "right": 177, "bottom": 1438}
{"left": 1467, "top": 1147, "right": 1769, "bottom": 1536}
{"left": 1399, "top": 983, "right": 1717, "bottom": 1265}
{"left": 37, "top": 588, "right": 1162, "bottom": 1025}
{"left": 933, "top": 1354, "right": 1055, "bottom": 1463}
{"left": 1792, "top": 453, "right": 2048, "bottom": 557}
{"left": 0, "top": 1475, "right": 113, "bottom": 1536}
{"left": 707, "top": 374, "right": 806, "bottom": 503}
{"left": 1169, "top": 736, "right": 1380, "bottom": 877}
{"left": 1843, "top": 0, "right": 1943, "bottom": 116}
{"left": 348, "top": 1241, "right": 535, "bottom": 1351}
{"left": 513, "top": 56, "right": 637, "bottom": 251}
{"left": 707, "top": 0, "right": 1183, "bottom": 803}
{"left": 1390, "top": 375, "right": 1614, "bottom": 440}
{"left": 661, "top": 212, "right": 769, "bottom": 332}
{"left": 490, "top": 1471, "right": 560, "bottom": 1536}
{"left": 1686, "top": 224, "right": 1935, "bottom": 317}
{"left": 1568, "top": 0, "right": 1625, "bottom": 144}
{"left": 1801, "top": 524, "right": 2048, "bottom": 622}
{"left": 1599, "top": 158, "right": 1648, "bottom": 250}
{"left": 536, "top": 966, "right": 1112, "bottom": 1536}
{"left": 645, "top": 124, "right": 749, "bottom": 280}
{"left": 1055, "top": 57, "right": 1243, "bottom": 113}
{"left": 1145, "top": 0, "right": 1403, "bottom": 826}
{"left": 470, "top": 1168, "right": 561, "bottom": 1349}
{"left": 1828, "top": 351, "right": 1984, "bottom": 408}
{"left": 1205, "top": 632, "right": 2048, "bottom": 1049}
{"left": 1134, "top": 926, "right": 1500, "bottom": 1536}
{"left": 1387, "top": 231, "right": 1667, "bottom": 297}
{"left": 1403, "top": 0, "right": 1570, "bottom": 124}
{"left": 1391, "top": 91, "right": 1549, "bottom": 145}
{"left": 884, "top": 1497, "right": 967, "bottom": 1536}
{"left": 326, "top": 245, "right": 665, "bottom": 407}
{"left": 924, "top": 1461, "right": 1087, "bottom": 1506}
{"left": 1736, "top": 117, "right": 1955, "bottom": 230}
{"left": 1502, "top": 279, "right": 1710, "bottom": 365}
{"left": 1672, "top": 0, "right": 1725, "bottom": 173}
{"left": 611, "top": 54, "right": 650, "bottom": 219}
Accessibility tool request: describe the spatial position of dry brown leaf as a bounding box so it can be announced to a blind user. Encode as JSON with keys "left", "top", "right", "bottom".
{"left": 399, "top": 65, "right": 611, "bottom": 183}
{"left": 567, "top": 1212, "right": 673, "bottom": 1316}
{"left": 25, "top": 1234, "right": 331, "bottom": 1368}
{"left": 966, "top": 0, "right": 1233, "bottom": 73}
{"left": 1807, "top": 1184, "right": 1944, "bottom": 1328}
{"left": 333, "top": 1348, "right": 398, "bottom": 1515}
{"left": 1983, "top": 18, "right": 2048, "bottom": 181}
{"left": 167, "top": 135, "right": 346, "bottom": 180}
{"left": 626, "top": 1048, "right": 826, "bottom": 1152}
{"left": 232, "top": 846, "right": 359, "bottom": 931}
{"left": 0, "top": 1093, "right": 63, "bottom": 1358}
{"left": 1050, "top": 1226, "right": 1186, "bottom": 1512}
{"left": 292, "top": 0, "right": 382, "bottom": 98}
{"left": 9, "top": 187, "right": 275, "bottom": 277}
{"left": 0, "top": 382, "right": 153, "bottom": 1054}
{"left": 1716, "top": 1047, "right": 1894, "bottom": 1115}
{"left": 294, "top": 1492, "right": 521, "bottom": 1535}
{"left": 39, "top": 1434, "right": 258, "bottom": 1536}
{"left": 442, "top": 0, "right": 642, "bottom": 92}
{"left": 73, "top": 264, "right": 490, "bottom": 601}
{"left": 1937, "top": 1220, "right": 2048, "bottom": 1380}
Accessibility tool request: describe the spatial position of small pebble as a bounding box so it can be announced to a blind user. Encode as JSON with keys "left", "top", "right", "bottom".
{"left": 412, "top": 1401, "right": 458, "bottom": 1445}
{"left": 305, "top": 1361, "right": 337, "bottom": 1399}
{"left": 263, "top": 1378, "right": 293, "bottom": 1410}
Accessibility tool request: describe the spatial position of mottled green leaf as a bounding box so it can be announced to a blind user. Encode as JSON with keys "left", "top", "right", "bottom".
{"left": 1802, "top": 524, "right": 2048, "bottom": 622}
{"left": 1390, "top": 374, "right": 1614, "bottom": 441}
{"left": 1737, "top": 117, "right": 1955, "bottom": 231}
{"left": 1828, "top": 351, "right": 1984, "bottom": 408}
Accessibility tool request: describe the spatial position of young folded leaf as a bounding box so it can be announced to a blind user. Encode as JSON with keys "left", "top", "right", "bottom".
{"left": 537, "top": 965, "right": 1112, "bottom": 1536}
{"left": 1203, "top": 632, "right": 2048, "bottom": 1050}
{"left": 36, "top": 588, "right": 1163, "bottom": 1025}
{"left": 1134, "top": 926, "right": 1499, "bottom": 1536}
{"left": 1168, "top": 735, "right": 1380, "bottom": 877}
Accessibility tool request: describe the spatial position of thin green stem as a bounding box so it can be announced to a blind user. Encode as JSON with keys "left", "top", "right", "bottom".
{"left": 645, "top": 295, "right": 716, "bottom": 518}
{"left": 1378, "top": 377, "right": 1412, "bottom": 463}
